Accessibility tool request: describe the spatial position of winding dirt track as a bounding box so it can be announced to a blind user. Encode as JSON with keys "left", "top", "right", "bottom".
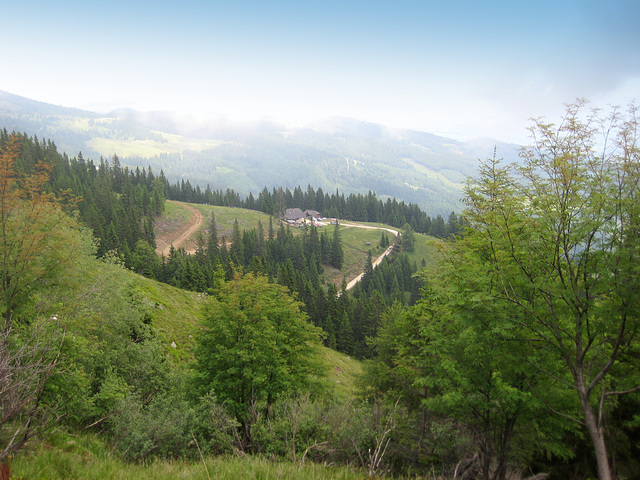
{"left": 157, "top": 201, "right": 204, "bottom": 256}
{"left": 339, "top": 223, "right": 399, "bottom": 291}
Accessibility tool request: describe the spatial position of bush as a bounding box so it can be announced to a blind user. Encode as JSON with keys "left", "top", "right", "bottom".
{"left": 251, "top": 394, "right": 396, "bottom": 471}
{"left": 107, "top": 383, "right": 239, "bottom": 462}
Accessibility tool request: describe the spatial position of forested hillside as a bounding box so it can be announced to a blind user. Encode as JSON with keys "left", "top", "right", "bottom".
{"left": 2, "top": 102, "right": 640, "bottom": 480}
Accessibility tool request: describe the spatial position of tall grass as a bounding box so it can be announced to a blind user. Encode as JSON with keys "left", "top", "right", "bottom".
{"left": 11, "top": 432, "right": 369, "bottom": 480}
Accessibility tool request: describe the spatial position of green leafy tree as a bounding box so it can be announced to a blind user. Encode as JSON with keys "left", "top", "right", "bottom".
{"left": 194, "top": 272, "right": 325, "bottom": 449}
{"left": 0, "top": 135, "right": 91, "bottom": 329}
{"left": 461, "top": 101, "right": 640, "bottom": 480}
{"left": 367, "top": 270, "right": 572, "bottom": 478}
{"left": 421, "top": 258, "right": 572, "bottom": 479}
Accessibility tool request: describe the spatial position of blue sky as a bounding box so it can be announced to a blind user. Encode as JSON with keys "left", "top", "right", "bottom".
{"left": 1, "top": 0, "right": 638, "bottom": 143}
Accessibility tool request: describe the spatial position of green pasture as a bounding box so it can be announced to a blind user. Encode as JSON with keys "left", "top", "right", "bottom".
{"left": 87, "top": 132, "right": 224, "bottom": 158}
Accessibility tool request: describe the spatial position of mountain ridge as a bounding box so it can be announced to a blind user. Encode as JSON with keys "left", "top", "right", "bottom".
{"left": 0, "top": 89, "right": 521, "bottom": 215}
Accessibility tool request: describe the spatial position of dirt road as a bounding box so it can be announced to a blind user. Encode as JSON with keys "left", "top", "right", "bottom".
{"left": 339, "top": 223, "right": 399, "bottom": 291}
{"left": 157, "top": 201, "right": 204, "bottom": 256}
{"left": 339, "top": 223, "right": 399, "bottom": 237}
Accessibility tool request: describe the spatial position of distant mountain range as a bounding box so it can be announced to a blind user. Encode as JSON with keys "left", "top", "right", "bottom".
{"left": 0, "top": 89, "right": 521, "bottom": 216}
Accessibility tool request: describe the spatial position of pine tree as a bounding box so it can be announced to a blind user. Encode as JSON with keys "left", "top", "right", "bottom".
{"left": 331, "top": 224, "right": 344, "bottom": 269}
{"left": 229, "top": 219, "right": 244, "bottom": 267}
{"left": 206, "top": 212, "right": 219, "bottom": 263}
{"left": 268, "top": 215, "right": 275, "bottom": 240}
{"left": 256, "top": 220, "right": 265, "bottom": 257}
{"left": 379, "top": 231, "right": 389, "bottom": 248}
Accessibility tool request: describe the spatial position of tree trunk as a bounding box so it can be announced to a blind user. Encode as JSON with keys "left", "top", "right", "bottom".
{"left": 494, "top": 416, "right": 516, "bottom": 480}
{"left": 578, "top": 388, "right": 613, "bottom": 480}
{"left": 479, "top": 432, "right": 492, "bottom": 480}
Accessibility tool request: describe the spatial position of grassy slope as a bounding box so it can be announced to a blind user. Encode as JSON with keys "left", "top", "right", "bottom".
{"left": 190, "top": 203, "right": 273, "bottom": 240}
{"left": 131, "top": 274, "right": 203, "bottom": 362}
{"left": 10, "top": 258, "right": 368, "bottom": 479}
{"left": 404, "top": 231, "right": 441, "bottom": 270}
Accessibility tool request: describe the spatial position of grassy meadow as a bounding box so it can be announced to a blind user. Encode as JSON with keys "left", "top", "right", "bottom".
{"left": 87, "top": 131, "right": 225, "bottom": 158}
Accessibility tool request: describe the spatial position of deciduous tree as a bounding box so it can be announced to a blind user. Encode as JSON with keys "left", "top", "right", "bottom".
{"left": 462, "top": 101, "right": 640, "bottom": 480}
{"left": 194, "top": 272, "right": 325, "bottom": 449}
{"left": 0, "top": 134, "right": 93, "bottom": 461}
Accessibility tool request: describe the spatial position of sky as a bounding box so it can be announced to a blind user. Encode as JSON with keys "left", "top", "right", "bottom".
{"left": 1, "top": 0, "right": 639, "bottom": 144}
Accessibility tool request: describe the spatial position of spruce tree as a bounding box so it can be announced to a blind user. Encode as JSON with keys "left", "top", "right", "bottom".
{"left": 229, "top": 219, "right": 244, "bottom": 267}
{"left": 331, "top": 224, "right": 344, "bottom": 269}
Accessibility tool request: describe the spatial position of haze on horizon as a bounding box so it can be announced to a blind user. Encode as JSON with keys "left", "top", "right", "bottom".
{"left": 1, "top": 0, "right": 639, "bottom": 144}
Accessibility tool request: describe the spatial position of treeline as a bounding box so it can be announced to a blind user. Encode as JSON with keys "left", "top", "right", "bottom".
{"left": 166, "top": 180, "right": 462, "bottom": 238}
{"left": 1, "top": 129, "right": 167, "bottom": 262}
